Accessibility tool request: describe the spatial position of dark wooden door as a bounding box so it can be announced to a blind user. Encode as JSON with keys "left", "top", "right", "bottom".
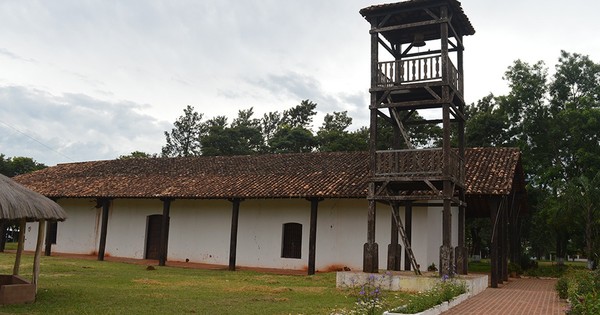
{"left": 145, "top": 215, "right": 163, "bottom": 260}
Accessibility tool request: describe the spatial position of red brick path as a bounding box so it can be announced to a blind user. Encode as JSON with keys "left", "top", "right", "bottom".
{"left": 444, "top": 278, "right": 566, "bottom": 315}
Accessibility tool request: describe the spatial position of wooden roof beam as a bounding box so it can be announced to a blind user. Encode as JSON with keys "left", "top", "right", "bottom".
{"left": 370, "top": 19, "right": 447, "bottom": 34}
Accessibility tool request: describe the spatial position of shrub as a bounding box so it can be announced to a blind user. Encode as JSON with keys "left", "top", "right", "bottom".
{"left": 524, "top": 264, "right": 569, "bottom": 278}
{"left": 560, "top": 269, "right": 600, "bottom": 315}
{"left": 556, "top": 276, "right": 568, "bottom": 299}
{"left": 427, "top": 263, "right": 438, "bottom": 272}
{"left": 391, "top": 277, "right": 466, "bottom": 314}
{"left": 508, "top": 262, "right": 523, "bottom": 276}
{"left": 331, "top": 273, "right": 392, "bottom": 315}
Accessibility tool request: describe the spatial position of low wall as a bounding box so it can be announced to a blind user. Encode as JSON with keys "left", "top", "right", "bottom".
{"left": 336, "top": 271, "right": 488, "bottom": 294}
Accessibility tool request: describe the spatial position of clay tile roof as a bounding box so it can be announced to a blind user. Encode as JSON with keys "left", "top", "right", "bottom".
{"left": 465, "top": 147, "right": 523, "bottom": 195}
{"left": 14, "top": 148, "right": 523, "bottom": 200}
{"left": 14, "top": 152, "right": 370, "bottom": 199}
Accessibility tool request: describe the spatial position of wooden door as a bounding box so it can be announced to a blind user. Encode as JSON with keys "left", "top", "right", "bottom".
{"left": 145, "top": 215, "right": 163, "bottom": 260}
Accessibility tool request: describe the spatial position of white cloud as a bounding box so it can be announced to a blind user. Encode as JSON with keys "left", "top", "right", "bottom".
{"left": 0, "top": 0, "right": 598, "bottom": 164}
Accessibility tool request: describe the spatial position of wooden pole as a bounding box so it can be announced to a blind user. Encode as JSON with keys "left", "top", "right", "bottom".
{"left": 228, "top": 199, "right": 241, "bottom": 271}
{"left": 490, "top": 197, "right": 500, "bottom": 288}
{"left": 98, "top": 199, "right": 110, "bottom": 261}
{"left": 44, "top": 221, "right": 53, "bottom": 256}
{"left": 33, "top": 219, "right": 46, "bottom": 291}
{"left": 388, "top": 202, "right": 401, "bottom": 271}
{"left": 308, "top": 198, "right": 320, "bottom": 275}
{"left": 404, "top": 201, "right": 413, "bottom": 271}
{"left": 159, "top": 198, "right": 171, "bottom": 266}
{"left": 13, "top": 219, "right": 26, "bottom": 275}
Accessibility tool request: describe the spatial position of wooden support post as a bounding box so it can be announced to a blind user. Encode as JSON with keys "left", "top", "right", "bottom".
{"left": 44, "top": 221, "right": 53, "bottom": 256}
{"left": 0, "top": 219, "right": 7, "bottom": 252}
{"left": 456, "top": 189, "right": 468, "bottom": 275}
{"left": 363, "top": 199, "right": 379, "bottom": 273}
{"left": 13, "top": 219, "right": 26, "bottom": 275}
{"left": 363, "top": 16, "right": 379, "bottom": 274}
{"left": 228, "top": 198, "right": 241, "bottom": 271}
{"left": 490, "top": 197, "right": 500, "bottom": 288}
{"left": 159, "top": 198, "right": 172, "bottom": 267}
{"left": 308, "top": 198, "right": 321, "bottom": 275}
{"left": 404, "top": 201, "right": 413, "bottom": 271}
{"left": 387, "top": 202, "right": 401, "bottom": 271}
{"left": 33, "top": 219, "right": 45, "bottom": 291}
{"left": 502, "top": 198, "right": 509, "bottom": 281}
{"left": 97, "top": 199, "right": 110, "bottom": 261}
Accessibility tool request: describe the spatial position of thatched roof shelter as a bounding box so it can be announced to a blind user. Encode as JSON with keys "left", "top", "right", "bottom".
{"left": 0, "top": 173, "right": 67, "bottom": 305}
{"left": 0, "top": 174, "right": 67, "bottom": 221}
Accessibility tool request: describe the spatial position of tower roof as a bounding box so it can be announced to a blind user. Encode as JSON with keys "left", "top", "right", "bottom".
{"left": 360, "top": 0, "right": 475, "bottom": 44}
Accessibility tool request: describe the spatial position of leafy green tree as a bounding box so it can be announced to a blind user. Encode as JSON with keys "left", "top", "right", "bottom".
{"left": 0, "top": 155, "right": 46, "bottom": 177}
{"left": 317, "top": 111, "right": 367, "bottom": 152}
{"left": 261, "top": 111, "right": 282, "bottom": 147}
{"left": 281, "top": 100, "right": 317, "bottom": 128}
{"left": 268, "top": 100, "right": 319, "bottom": 153}
{"left": 465, "top": 94, "right": 508, "bottom": 147}
{"left": 468, "top": 51, "right": 600, "bottom": 264}
{"left": 118, "top": 151, "right": 157, "bottom": 159}
{"left": 162, "top": 105, "right": 205, "bottom": 157}
{"left": 269, "top": 126, "right": 317, "bottom": 153}
{"left": 201, "top": 109, "right": 264, "bottom": 156}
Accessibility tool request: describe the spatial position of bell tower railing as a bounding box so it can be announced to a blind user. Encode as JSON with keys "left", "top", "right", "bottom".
{"left": 376, "top": 55, "right": 462, "bottom": 95}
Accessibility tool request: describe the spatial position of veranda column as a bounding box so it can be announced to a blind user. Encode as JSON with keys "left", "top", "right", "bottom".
{"left": 97, "top": 198, "right": 110, "bottom": 261}
{"left": 308, "top": 198, "right": 322, "bottom": 275}
{"left": 228, "top": 198, "right": 242, "bottom": 271}
{"left": 159, "top": 198, "right": 172, "bottom": 267}
{"left": 489, "top": 197, "right": 500, "bottom": 288}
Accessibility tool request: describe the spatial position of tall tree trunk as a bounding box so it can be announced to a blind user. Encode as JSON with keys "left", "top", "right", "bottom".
{"left": 586, "top": 205, "right": 593, "bottom": 270}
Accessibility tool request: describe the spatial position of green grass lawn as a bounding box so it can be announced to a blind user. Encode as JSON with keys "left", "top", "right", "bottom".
{"left": 0, "top": 252, "right": 362, "bottom": 314}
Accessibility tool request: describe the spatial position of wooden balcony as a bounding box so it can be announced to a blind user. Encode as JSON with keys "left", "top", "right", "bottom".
{"left": 374, "top": 148, "right": 465, "bottom": 185}
{"left": 376, "top": 55, "right": 463, "bottom": 95}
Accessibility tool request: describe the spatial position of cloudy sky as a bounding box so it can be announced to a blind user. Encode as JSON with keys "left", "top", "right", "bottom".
{"left": 1, "top": 0, "right": 599, "bottom": 166}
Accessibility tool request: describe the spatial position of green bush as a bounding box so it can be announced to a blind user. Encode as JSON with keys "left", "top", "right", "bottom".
{"left": 556, "top": 276, "right": 568, "bottom": 299}
{"left": 508, "top": 262, "right": 523, "bottom": 276}
{"left": 391, "top": 277, "right": 466, "bottom": 314}
{"left": 559, "top": 269, "right": 600, "bottom": 315}
{"left": 524, "top": 264, "right": 569, "bottom": 278}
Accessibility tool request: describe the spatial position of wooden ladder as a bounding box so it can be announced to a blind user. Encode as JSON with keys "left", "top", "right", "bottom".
{"left": 389, "top": 203, "right": 422, "bottom": 275}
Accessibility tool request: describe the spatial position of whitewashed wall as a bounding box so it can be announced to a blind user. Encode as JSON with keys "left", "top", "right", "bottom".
{"left": 25, "top": 197, "right": 459, "bottom": 272}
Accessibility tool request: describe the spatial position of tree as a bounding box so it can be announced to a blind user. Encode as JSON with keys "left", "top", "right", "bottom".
{"left": 0, "top": 154, "right": 46, "bottom": 177}
{"left": 0, "top": 154, "right": 47, "bottom": 251}
{"left": 201, "top": 109, "right": 264, "bottom": 156}
{"left": 161, "top": 105, "right": 204, "bottom": 157}
{"left": 119, "top": 151, "right": 157, "bottom": 159}
{"left": 316, "top": 111, "right": 368, "bottom": 152}
{"left": 268, "top": 100, "right": 319, "bottom": 153}
{"left": 468, "top": 51, "right": 600, "bottom": 264}
{"left": 465, "top": 94, "right": 508, "bottom": 147}
{"left": 281, "top": 99, "right": 317, "bottom": 129}
{"left": 269, "top": 126, "right": 317, "bottom": 153}
{"left": 261, "top": 111, "right": 282, "bottom": 148}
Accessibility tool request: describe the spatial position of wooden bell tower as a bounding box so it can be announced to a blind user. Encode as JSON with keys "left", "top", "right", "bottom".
{"left": 359, "top": 0, "right": 475, "bottom": 277}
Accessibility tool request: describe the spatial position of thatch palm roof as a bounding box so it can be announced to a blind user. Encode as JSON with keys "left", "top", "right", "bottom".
{"left": 0, "top": 173, "right": 67, "bottom": 221}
